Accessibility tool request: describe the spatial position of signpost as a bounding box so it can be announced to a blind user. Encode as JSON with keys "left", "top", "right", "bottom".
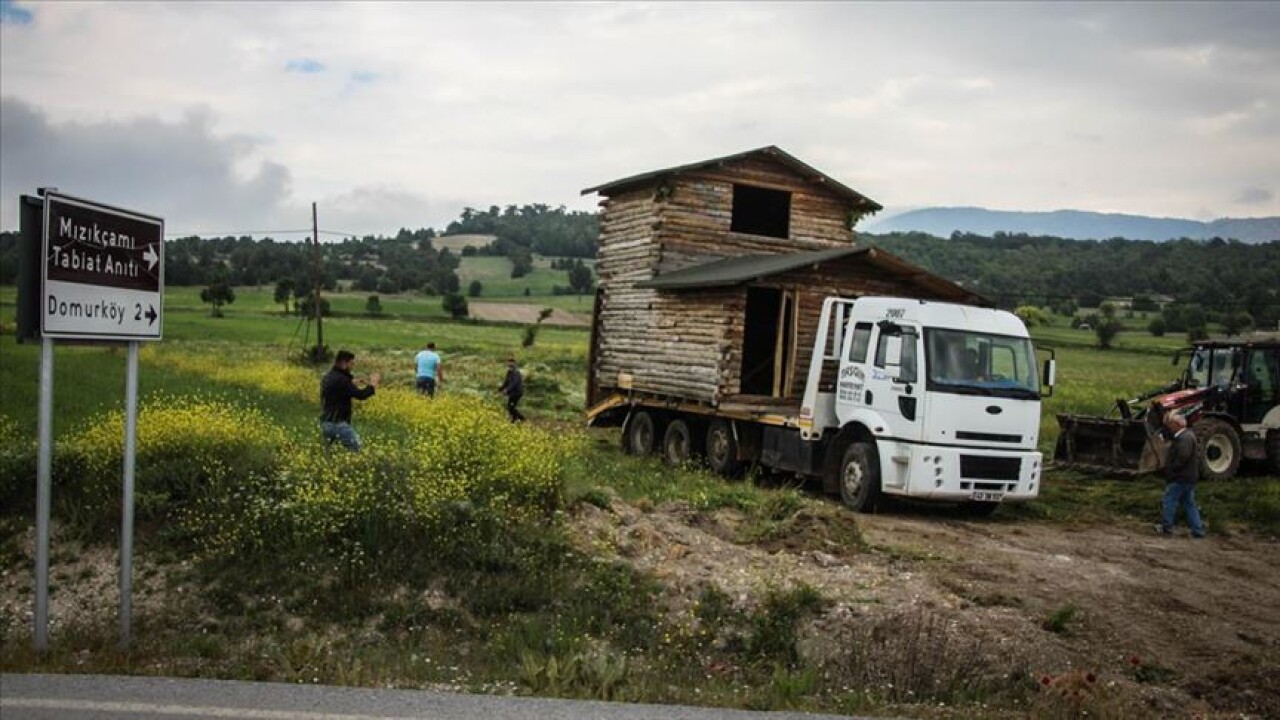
{"left": 28, "top": 190, "right": 163, "bottom": 652}
{"left": 41, "top": 193, "right": 164, "bottom": 340}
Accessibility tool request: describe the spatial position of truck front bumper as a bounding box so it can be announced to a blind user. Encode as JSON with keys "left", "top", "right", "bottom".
{"left": 878, "top": 442, "right": 1043, "bottom": 502}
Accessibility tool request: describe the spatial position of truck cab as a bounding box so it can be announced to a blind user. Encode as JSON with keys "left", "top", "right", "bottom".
{"left": 802, "top": 297, "right": 1053, "bottom": 512}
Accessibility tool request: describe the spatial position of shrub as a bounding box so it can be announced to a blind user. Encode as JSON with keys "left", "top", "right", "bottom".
{"left": 0, "top": 416, "right": 36, "bottom": 512}
{"left": 192, "top": 392, "right": 568, "bottom": 578}
{"left": 442, "top": 293, "right": 469, "bottom": 319}
{"left": 365, "top": 295, "right": 382, "bottom": 314}
{"left": 59, "top": 396, "right": 289, "bottom": 533}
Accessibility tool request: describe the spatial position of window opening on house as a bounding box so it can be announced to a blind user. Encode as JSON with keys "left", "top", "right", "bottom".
{"left": 731, "top": 184, "right": 791, "bottom": 239}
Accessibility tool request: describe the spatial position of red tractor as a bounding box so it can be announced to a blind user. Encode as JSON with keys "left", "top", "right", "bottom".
{"left": 1055, "top": 337, "right": 1280, "bottom": 480}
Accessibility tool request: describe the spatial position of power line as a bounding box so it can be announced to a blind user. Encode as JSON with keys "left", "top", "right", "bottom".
{"left": 164, "top": 228, "right": 367, "bottom": 239}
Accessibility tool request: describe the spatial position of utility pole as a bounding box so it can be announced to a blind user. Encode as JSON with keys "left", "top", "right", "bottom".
{"left": 312, "top": 202, "right": 324, "bottom": 359}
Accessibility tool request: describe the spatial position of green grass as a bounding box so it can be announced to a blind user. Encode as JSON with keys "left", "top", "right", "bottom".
{"left": 457, "top": 255, "right": 590, "bottom": 298}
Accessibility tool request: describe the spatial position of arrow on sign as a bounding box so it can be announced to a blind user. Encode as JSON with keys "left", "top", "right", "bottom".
{"left": 143, "top": 244, "right": 159, "bottom": 271}
{"left": 145, "top": 305, "right": 157, "bottom": 326}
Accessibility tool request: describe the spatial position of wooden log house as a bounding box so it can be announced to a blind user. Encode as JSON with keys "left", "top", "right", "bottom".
{"left": 582, "top": 146, "right": 984, "bottom": 415}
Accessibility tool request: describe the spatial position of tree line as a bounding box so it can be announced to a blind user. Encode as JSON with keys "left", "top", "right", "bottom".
{"left": 864, "top": 231, "right": 1280, "bottom": 330}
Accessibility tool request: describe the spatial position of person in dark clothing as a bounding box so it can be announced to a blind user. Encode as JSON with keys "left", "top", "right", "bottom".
{"left": 498, "top": 356, "right": 525, "bottom": 422}
{"left": 320, "top": 350, "right": 380, "bottom": 451}
{"left": 1158, "top": 412, "right": 1205, "bottom": 537}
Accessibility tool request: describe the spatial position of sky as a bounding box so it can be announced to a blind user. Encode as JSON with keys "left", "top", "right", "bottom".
{"left": 2, "top": 1, "right": 1278, "bottom": 238}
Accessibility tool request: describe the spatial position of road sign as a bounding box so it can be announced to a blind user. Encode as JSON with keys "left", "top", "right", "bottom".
{"left": 42, "top": 192, "right": 164, "bottom": 341}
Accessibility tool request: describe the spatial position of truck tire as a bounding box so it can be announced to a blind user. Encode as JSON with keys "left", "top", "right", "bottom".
{"left": 705, "top": 419, "right": 743, "bottom": 477}
{"left": 838, "top": 441, "right": 881, "bottom": 512}
{"left": 1267, "top": 430, "right": 1280, "bottom": 475}
{"left": 626, "top": 410, "right": 659, "bottom": 456}
{"left": 1195, "top": 417, "right": 1241, "bottom": 481}
{"left": 663, "top": 419, "right": 695, "bottom": 466}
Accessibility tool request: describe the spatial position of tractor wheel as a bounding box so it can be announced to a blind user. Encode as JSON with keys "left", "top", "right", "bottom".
{"left": 1267, "top": 430, "right": 1280, "bottom": 475}
{"left": 625, "top": 411, "right": 659, "bottom": 456}
{"left": 1195, "top": 418, "right": 1242, "bottom": 481}
{"left": 838, "top": 441, "right": 882, "bottom": 513}
{"left": 662, "top": 419, "right": 696, "bottom": 466}
{"left": 705, "top": 420, "right": 743, "bottom": 477}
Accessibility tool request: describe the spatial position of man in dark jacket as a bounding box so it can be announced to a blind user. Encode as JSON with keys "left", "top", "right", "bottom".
{"left": 1158, "top": 413, "right": 1205, "bottom": 537}
{"left": 498, "top": 356, "right": 525, "bottom": 422}
{"left": 320, "top": 350, "right": 380, "bottom": 451}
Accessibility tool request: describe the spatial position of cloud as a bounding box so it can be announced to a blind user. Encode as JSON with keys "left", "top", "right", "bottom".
{"left": 0, "top": 96, "right": 292, "bottom": 232}
{"left": 285, "top": 58, "right": 325, "bottom": 74}
{"left": 0, "top": 0, "right": 32, "bottom": 25}
{"left": 1234, "top": 186, "right": 1274, "bottom": 205}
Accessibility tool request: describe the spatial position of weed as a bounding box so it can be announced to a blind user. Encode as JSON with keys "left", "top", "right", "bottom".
{"left": 1042, "top": 603, "right": 1080, "bottom": 634}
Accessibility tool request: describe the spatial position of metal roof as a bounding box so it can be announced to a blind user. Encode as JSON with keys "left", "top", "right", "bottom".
{"left": 581, "top": 145, "right": 883, "bottom": 213}
{"left": 638, "top": 247, "right": 867, "bottom": 290}
{"left": 636, "top": 245, "right": 988, "bottom": 305}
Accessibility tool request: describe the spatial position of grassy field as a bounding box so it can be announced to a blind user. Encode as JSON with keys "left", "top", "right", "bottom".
{"left": 456, "top": 255, "right": 594, "bottom": 299}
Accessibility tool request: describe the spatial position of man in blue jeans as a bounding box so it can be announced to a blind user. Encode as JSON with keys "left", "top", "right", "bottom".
{"left": 1158, "top": 413, "right": 1205, "bottom": 537}
{"left": 320, "top": 350, "right": 380, "bottom": 451}
{"left": 414, "top": 342, "right": 443, "bottom": 397}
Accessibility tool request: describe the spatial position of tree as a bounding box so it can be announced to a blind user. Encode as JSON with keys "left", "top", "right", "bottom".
{"left": 1148, "top": 317, "right": 1166, "bottom": 337}
{"left": 442, "top": 292, "right": 469, "bottom": 319}
{"left": 200, "top": 281, "right": 236, "bottom": 317}
{"left": 1078, "top": 291, "right": 1104, "bottom": 309}
{"left": 1094, "top": 303, "right": 1122, "bottom": 349}
{"left": 365, "top": 295, "right": 382, "bottom": 314}
{"left": 1014, "top": 305, "right": 1049, "bottom": 327}
{"left": 296, "top": 294, "right": 331, "bottom": 317}
{"left": 567, "top": 260, "right": 594, "bottom": 295}
{"left": 468, "top": 280, "right": 483, "bottom": 297}
{"left": 510, "top": 250, "right": 534, "bottom": 279}
{"left": 1131, "top": 294, "right": 1158, "bottom": 312}
{"left": 1222, "top": 311, "right": 1254, "bottom": 336}
{"left": 273, "top": 279, "right": 294, "bottom": 315}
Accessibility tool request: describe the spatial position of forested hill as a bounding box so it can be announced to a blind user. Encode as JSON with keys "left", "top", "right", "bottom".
{"left": 863, "top": 231, "right": 1280, "bottom": 327}
{"left": 863, "top": 207, "right": 1280, "bottom": 243}
{"left": 445, "top": 204, "right": 598, "bottom": 258}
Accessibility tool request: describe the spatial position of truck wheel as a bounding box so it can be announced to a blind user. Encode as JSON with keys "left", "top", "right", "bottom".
{"left": 1269, "top": 430, "right": 1280, "bottom": 474}
{"left": 626, "top": 411, "right": 659, "bottom": 456}
{"left": 705, "top": 420, "right": 743, "bottom": 477}
{"left": 663, "top": 419, "right": 695, "bottom": 466}
{"left": 1195, "top": 418, "right": 1241, "bottom": 481}
{"left": 839, "top": 441, "right": 881, "bottom": 512}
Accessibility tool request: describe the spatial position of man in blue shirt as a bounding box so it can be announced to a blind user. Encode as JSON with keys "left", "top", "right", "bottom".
{"left": 415, "top": 342, "right": 443, "bottom": 397}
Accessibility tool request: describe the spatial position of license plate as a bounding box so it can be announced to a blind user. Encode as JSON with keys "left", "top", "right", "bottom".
{"left": 971, "top": 491, "right": 1004, "bottom": 502}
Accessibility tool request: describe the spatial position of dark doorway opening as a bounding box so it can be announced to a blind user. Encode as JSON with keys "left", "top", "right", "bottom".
{"left": 731, "top": 184, "right": 791, "bottom": 239}
{"left": 741, "top": 288, "right": 796, "bottom": 396}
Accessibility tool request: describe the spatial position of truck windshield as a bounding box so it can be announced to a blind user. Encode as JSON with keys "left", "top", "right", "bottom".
{"left": 925, "top": 328, "right": 1039, "bottom": 398}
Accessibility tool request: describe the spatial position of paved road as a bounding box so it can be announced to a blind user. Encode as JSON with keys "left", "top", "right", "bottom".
{"left": 1, "top": 674, "right": 876, "bottom": 720}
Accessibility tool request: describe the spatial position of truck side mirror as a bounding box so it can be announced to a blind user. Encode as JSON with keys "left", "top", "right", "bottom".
{"left": 1041, "top": 358, "right": 1056, "bottom": 397}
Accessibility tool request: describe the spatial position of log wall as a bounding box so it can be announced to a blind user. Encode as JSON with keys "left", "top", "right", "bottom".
{"left": 593, "top": 154, "right": 894, "bottom": 405}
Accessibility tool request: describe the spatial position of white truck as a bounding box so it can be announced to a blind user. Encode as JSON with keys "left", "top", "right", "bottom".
{"left": 591, "top": 296, "right": 1056, "bottom": 514}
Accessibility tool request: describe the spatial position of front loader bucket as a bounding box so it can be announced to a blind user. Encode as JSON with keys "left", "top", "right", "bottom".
{"left": 1054, "top": 414, "right": 1167, "bottom": 477}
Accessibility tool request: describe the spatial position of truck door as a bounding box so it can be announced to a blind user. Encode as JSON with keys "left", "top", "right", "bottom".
{"left": 837, "top": 319, "right": 922, "bottom": 439}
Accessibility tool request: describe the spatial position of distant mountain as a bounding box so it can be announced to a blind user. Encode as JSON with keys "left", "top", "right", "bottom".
{"left": 861, "top": 207, "right": 1280, "bottom": 243}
